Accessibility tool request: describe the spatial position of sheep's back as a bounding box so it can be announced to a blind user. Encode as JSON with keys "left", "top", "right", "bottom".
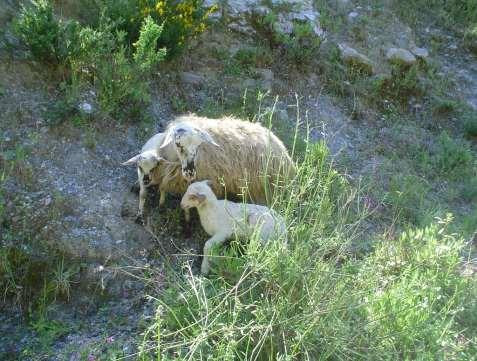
{"left": 179, "top": 115, "right": 295, "bottom": 204}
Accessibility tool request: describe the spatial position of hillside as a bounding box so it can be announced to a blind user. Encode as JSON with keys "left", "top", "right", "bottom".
{"left": 0, "top": 0, "right": 476, "bottom": 359}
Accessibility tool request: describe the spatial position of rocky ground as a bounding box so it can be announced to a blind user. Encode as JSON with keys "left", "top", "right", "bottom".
{"left": 0, "top": 0, "right": 476, "bottom": 359}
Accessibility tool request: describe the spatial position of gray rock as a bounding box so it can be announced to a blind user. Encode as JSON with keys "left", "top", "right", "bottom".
{"left": 206, "top": 0, "right": 324, "bottom": 38}
{"left": 410, "top": 46, "right": 429, "bottom": 59}
{"left": 386, "top": 47, "right": 417, "bottom": 66}
{"left": 78, "top": 101, "right": 93, "bottom": 114}
{"left": 180, "top": 72, "right": 205, "bottom": 86}
{"left": 338, "top": 43, "right": 375, "bottom": 75}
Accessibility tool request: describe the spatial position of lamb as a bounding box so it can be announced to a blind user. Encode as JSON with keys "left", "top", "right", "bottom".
{"left": 180, "top": 180, "right": 287, "bottom": 275}
{"left": 160, "top": 115, "right": 296, "bottom": 204}
{"left": 122, "top": 132, "right": 184, "bottom": 223}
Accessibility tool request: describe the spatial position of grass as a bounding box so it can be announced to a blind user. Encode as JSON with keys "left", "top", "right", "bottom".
{"left": 135, "top": 135, "right": 476, "bottom": 360}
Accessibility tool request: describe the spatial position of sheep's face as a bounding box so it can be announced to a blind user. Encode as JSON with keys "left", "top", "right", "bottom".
{"left": 180, "top": 180, "right": 214, "bottom": 210}
{"left": 161, "top": 125, "right": 219, "bottom": 182}
{"left": 122, "top": 151, "right": 165, "bottom": 187}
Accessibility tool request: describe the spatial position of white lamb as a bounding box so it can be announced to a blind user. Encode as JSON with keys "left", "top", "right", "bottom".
{"left": 180, "top": 180, "right": 287, "bottom": 275}
{"left": 122, "top": 132, "right": 184, "bottom": 223}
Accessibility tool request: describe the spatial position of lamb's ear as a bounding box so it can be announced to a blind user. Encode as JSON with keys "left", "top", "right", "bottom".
{"left": 197, "top": 129, "right": 219, "bottom": 147}
{"left": 159, "top": 129, "right": 176, "bottom": 149}
{"left": 205, "top": 179, "right": 213, "bottom": 188}
{"left": 122, "top": 154, "right": 141, "bottom": 166}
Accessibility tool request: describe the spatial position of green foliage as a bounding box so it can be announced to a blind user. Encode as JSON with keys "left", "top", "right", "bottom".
{"left": 277, "top": 22, "right": 322, "bottom": 66}
{"left": 433, "top": 132, "right": 474, "bottom": 178}
{"left": 464, "top": 25, "right": 477, "bottom": 54}
{"left": 133, "top": 16, "right": 167, "bottom": 71}
{"left": 463, "top": 111, "right": 477, "bottom": 137}
{"left": 138, "top": 144, "right": 474, "bottom": 359}
{"left": 393, "top": 0, "right": 477, "bottom": 31}
{"left": 15, "top": 0, "right": 60, "bottom": 63}
{"left": 388, "top": 174, "right": 430, "bottom": 225}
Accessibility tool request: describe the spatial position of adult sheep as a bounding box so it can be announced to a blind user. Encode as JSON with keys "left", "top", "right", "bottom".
{"left": 160, "top": 115, "right": 296, "bottom": 205}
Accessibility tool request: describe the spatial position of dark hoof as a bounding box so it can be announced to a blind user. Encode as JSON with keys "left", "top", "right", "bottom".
{"left": 183, "top": 224, "right": 192, "bottom": 238}
{"left": 130, "top": 182, "right": 140, "bottom": 194}
{"left": 135, "top": 214, "right": 145, "bottom": 225}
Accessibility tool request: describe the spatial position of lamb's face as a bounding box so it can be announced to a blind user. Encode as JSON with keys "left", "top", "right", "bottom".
{"left": 161, "top": 125, "right": 219, "bottom": 182}
{"left": 122, "top": 151, "right": 162, "bottom": 187}
{"left": 137, "top": 154, "right": 160, "bottom": 186}
{"left": 180, "top": 181, "right": 214, "bottom": 210}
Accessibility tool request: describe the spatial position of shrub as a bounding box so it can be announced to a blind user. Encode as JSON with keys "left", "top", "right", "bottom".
{"left": 133, "top": 16, "right": 167, "bottom": 71}
{"left": 277, "top": 22, "right": 322, "bottom": 66}
{"left": 433, "top": 132, "right": 474, "bottom": 178}
{"left": 137, "top": 140, "right": 474, "bottom": 360}
{"left": 463, "top": 111, "right": 477, "bottom": 137}
{"left": 15, "top": 0, "right": 61, "bottom": 63}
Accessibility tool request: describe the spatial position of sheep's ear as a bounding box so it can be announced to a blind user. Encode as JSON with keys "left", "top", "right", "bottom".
{"left": 205, "top": 179, "right": 213, "bottom": 188}
{"left": 159, "top": 129, "right": 175, "bottom": 149}
{"left": 197, "top": 129, "right": 219, "bottom": 147}
{"left": 122, "top": 154, "right": 141, "bottom": 166}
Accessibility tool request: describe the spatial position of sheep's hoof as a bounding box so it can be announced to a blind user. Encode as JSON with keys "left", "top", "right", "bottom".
{"left": 183, "top": 223, "right": 192, "bottom": 238}
{"left": 135, "top": 214, "right": 145, "bottom": 225}
{"left": 130, "top": 182, "right": 140, "bottom": 194}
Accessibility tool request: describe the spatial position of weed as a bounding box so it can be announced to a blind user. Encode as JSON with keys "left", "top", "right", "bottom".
{"left": 14, "top": 0, "right": 61, "bottom": 63}
{"left": 463, "top": 110, "right": 477, "bottom": 137}
{"left": 387, "top": 174, "right": 431, "bottom": 225}
{"left": 433, "top": 132, "right": 474, "bottom": 179}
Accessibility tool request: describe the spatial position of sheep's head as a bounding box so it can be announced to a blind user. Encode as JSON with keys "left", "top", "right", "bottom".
{"left": 122, "top": 150, "right": 169, "bottom": 186}
{"left": 180, "top": 180, "right": 215, "bottom": 210}
{"left": 161, "top": 124, "right": 219, "bottom": 182}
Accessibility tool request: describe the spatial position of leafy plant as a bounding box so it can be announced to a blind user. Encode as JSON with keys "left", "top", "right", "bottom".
{"left": 133, "top": 16, "right": 167, "bottom": 71}
{"left": 15, "top": 0, "right": 61, "bottom": 63}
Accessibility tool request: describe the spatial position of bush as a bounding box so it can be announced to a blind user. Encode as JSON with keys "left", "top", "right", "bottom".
{"left": 463, "top": 111, "right": 477, "bottom": 137}
{"left": 133, "top": 16, "right": 167, "bottom": 71}
{"left": 137, "top": 140, "right": 474, "bottom": 360}
{"left": 15, "top": 0, "right": 61, "bottom": 63}
{"left": 433, "top": 132, "right": 474, "bottom": 178}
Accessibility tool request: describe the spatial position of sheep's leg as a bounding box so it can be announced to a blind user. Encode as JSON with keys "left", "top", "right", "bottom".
{"left": 136, "top": 183, "right": 147, "bottom": 225}
{"left": 183, "top": 208, "right": 192, "bottom": 238}
{"left": 201, "top": 233, "right": 228, "bottom": 275}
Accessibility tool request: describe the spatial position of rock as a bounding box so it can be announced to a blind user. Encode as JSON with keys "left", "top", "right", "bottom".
{"left": 78, "top": 101, "right": 93, "bottom": 114}
{"left": 348, "top": 11, "right": 359, "bottom": 21}
{"left": 338, "top": 43, "right": 375, "bottom": 75}
{"left": 180, "top": 72, "right": 205, "bottom": 86}
{"left": 256, "top": 68, "right": 274, "bottom": 90}
{"left": 410, "top": 46, "right": 429, "bottom": 59}
{"left": 386, "top": 47, "right": 417, "bottom": 66}
{"left": 206, "top": 0, "right": 324, "bottom": 38}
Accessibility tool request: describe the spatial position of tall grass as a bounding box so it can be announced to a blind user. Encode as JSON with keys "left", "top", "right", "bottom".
{"left": 134, "top": 122, "right": 475, "bottom": 359}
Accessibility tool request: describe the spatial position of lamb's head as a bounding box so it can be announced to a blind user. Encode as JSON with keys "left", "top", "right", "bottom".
{"left": 180, "top": 180, "right": 215, "bottom": 210}
{"left": 160, "top": 124, "right": 219, "bottom": 182}
{"left": 122, "top": 150, "right": 168, "bottom": 186}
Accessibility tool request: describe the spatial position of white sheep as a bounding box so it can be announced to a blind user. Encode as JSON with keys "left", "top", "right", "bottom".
{"left": 160, "top": 115, "right": 296, "bottom": 204}
{"left": 180, "top": 180, "right": 287, "bottom": 275}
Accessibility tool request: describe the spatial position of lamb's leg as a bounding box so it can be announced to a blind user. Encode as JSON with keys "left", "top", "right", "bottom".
{"left": 201, "top": 233, "right": 228, "bottom": 275}
{"left": 130, "top": 180, "right": 140, "bottom": 194}
{"left": 136, "top": 183, "right": 147, "bottom": 225}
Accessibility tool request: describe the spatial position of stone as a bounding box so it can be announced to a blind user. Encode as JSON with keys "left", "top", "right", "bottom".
{"left": 180, "top": 72, "right": 205, "bottom": 86}
{"left": 348, "top": 11, "right": 359, "bottom": 21}
{"left": 386, "top": 47, "right": 417, "bottom": 66}
{"left": 206, "top": 0, "right": 324, "bottom": 38}
{"left": 338, "top": 43, "right": 375, "bottom": 75}
{"left": 410, "top": 46, "right": 429, "bottom": 59}
{"left": 78, "top": 101, "right": 93, "bottom": 114}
